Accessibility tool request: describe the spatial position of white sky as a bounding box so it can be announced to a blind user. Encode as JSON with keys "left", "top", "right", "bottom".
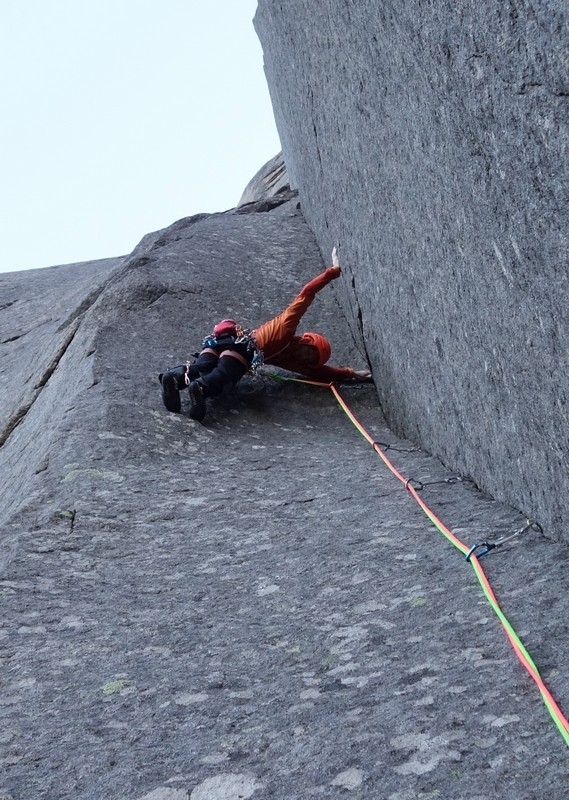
{"left": 0, "top": 1, "right": 282, "bottom": 273}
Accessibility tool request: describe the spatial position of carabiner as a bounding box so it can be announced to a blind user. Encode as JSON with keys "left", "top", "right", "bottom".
{"left": 466, "top": 542, "right": 496, "bottom": 562}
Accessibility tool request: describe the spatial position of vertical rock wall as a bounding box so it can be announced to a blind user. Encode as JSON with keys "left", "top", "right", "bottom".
{"left": 255, "top": 0, "right": 569, "bottom": 542}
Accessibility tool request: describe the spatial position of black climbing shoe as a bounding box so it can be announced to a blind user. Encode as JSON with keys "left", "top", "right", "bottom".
{"left": 160, "top": 371, "right": 181, "bottom": 413}
{"left": 188, "top": 381, "right": 206, "bottom": 422}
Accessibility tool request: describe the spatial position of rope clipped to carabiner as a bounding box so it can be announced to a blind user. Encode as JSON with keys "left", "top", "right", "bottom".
{"left": 466, "top": 520, "right": 543, "bottom": 562}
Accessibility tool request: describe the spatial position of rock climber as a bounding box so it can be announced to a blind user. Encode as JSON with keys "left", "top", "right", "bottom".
{"left": 159, "top": 248, "right": 372, "bottom": 421}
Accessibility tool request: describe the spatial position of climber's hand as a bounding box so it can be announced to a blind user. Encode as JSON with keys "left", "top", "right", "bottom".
{"left": 328, "top": 247, "right": 341, "bottom": 278}
{"left": 353, "top": 369, "right": 373, "bottom": 382}
{"left": 331, "top": 246, "right": 340, "bottom": 268}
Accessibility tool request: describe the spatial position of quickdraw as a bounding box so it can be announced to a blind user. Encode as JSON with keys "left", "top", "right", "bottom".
{"left": 404, "top": 475, "right": 471, "bottom": 491}
{"left": 466, "top": 519, "right": 543, "bottom": 561}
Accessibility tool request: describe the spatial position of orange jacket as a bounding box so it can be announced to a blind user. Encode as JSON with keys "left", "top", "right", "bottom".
{"left": 252, "top": 267, "right": 356, "bottom": 381}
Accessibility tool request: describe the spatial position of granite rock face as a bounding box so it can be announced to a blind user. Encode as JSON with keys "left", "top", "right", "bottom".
{"left": 238, "top": 151, "right": 290, "bottom": 206}
{"left": 1, "top": 194, "right": 568, "bottom": 799}
{"left": 255, "top": 0, "right": 569, "bottom": 544}
{"left": 0, "top": 257, "right": 124, "bottom": 516}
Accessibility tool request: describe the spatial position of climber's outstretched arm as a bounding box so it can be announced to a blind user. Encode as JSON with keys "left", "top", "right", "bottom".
{"left": 255, "top": 249, "right": 342, "bottom": 349}
{"left": 301, "top": 365, "right": 373, "bottom": 382}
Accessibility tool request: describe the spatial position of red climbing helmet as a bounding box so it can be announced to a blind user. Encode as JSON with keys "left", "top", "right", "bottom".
{"left": 213, "top": 319, "right": 237, "bottom": 338}
{"left": 298, "top": 332, "right": 331, "bottom": 367}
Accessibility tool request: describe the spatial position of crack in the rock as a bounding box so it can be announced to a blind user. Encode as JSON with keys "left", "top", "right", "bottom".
{"left": 56, "top": 285, "right": 107, "bottom": 333}
{"left": 283, "top": 497, "right": 315, "bottom": 506}
{"left": 348, "top": 271, "right": 372, "bottom": 370}
{"left": 1, "top": 267, "right": 113, "bottom": 448}
{"left": 0, "top": 318, "right": 81, "bottom": 448}
{"left": 0, "top": 402, "right": 34, "bottom": 448}
{"left": 1, "top": 317, "right": 54, "bottom": 344}
{"left": 34, "top": 318, "right": 81, "bottom": 389}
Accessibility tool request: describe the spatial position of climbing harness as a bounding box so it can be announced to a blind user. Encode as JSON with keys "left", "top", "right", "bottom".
{"left": 200, "top": 331, "right": 238, "bottom": 350}
{"left": 267, "top": 372, "right": 569, "bottom": 747}
{"left": 198, "top": 327, "right": 263, "bottom": 375}
{"left": 465, "top": 519, "right": 543, "bottom": 561}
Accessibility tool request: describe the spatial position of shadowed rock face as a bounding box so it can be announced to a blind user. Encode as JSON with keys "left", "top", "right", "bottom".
{"left": 254, "top": 0, "right": 569, "bottom": 545}
{"left": 1, "top": 193, "right": 568, "bottom": 798}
